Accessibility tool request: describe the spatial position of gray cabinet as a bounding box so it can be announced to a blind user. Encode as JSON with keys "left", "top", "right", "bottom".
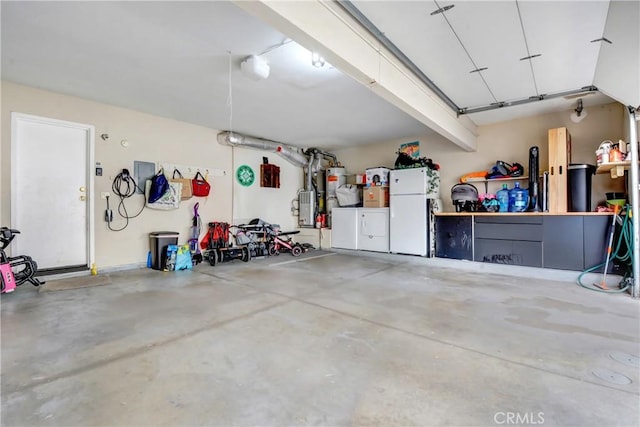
{"left": 435, "top": 216, "right": 472, "bottom": 260}
{"left": 543, "top": 216, "right": 584, "bottom": 271}
{"left": 474, "top": 216, "right": 543, "bottom": 267}
{"left": 474, "top": 239, "right": 542, "bottom": 267}
{"left": 583, "top": 216, "right": 611, "bottom": 272}
{"left": 434, "top": 214, "right": 611, "bottom": 271}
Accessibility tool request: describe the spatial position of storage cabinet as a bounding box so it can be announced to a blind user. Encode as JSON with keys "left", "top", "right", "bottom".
{"left": 474, "top": 239, "right": 542, "bottom": 267}
{"left": 435, "top": 216, "right": 473, "bottom": 260}
{"left": 474, "top": 216, "right": 543, "bottom": 267}
{"left": 435, "top": 214, "right": 611, "bottom": 271}
{"left": 583, "top": 215, "right": 611, "bottom": 273}
{"left": 542, "top": 216, "right": 584, "bottom": 270}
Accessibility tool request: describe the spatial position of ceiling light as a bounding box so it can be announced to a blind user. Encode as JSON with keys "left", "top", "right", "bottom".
{"left": 240, "top": 55, "right": 270, "bottom": 81}
{"left": 570, "top": 99, "right": 588, "bottom": 123}
{"left": 311, "top": 52, "right": 326, "bottom": 68}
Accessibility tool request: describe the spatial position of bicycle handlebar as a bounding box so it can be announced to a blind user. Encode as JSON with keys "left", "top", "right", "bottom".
{"left": 0, "top": 227, "right": 20, "bottom": 250}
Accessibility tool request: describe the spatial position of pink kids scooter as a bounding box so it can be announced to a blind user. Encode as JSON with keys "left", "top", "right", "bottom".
{"left": 0, "top": 227, "right": 44, "bottom": 293}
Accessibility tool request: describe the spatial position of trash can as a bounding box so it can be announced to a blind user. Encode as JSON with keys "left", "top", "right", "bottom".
{"left": 568, "top": 164, "right": 596, "bottom": 212}
{"left": 149, "top": 231, "right": 179, "bottom": 270}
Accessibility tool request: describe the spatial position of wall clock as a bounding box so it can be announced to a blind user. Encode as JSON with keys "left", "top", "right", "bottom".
{"left": 236, "top": 165, "right": 255, "bottom": 187}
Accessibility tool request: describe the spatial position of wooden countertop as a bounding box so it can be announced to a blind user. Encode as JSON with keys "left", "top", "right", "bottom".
{"left": 435, "top": 211, "right": 614, "bottom": 216}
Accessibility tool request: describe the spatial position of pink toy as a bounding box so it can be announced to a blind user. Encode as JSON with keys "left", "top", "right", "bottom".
{"left": 1, "top": 227, "right": 44, "bottom": 293}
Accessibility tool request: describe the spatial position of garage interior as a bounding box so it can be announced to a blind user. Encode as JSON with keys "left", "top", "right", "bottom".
{"left": 1, "top": 1, "right": 639, "bottom": 426}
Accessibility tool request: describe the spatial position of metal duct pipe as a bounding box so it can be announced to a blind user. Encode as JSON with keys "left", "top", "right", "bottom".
{"left": 217, "top": 131, "right": 278, "bottom": 151}
{"left": 217, "top": 131, "right": 309, "bottom": 168}
{"left": 316, "top": 149, "right": 337, "bottom": 166}
{"left": 276, "top": 145, "right": 309, "bottom": 168}
{"left": 312, "top": 152, "right": 324, "bottom": 173}
{"left": 306, "top": 151, "right": 315, "bottom": 192}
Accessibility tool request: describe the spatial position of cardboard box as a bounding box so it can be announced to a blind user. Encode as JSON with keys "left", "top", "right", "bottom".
{"left": 366, "top": 167, "right": 390, "bottom": 186}
{"left": 363, "top": 186, "right": 389, "bottom": 208}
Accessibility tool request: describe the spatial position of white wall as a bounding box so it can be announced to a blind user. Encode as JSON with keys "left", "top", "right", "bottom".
{"left": 231, "top": 147, "right": 303, "bottom": 231}
{"left": 333, "top": 102, "right": 626, "bottom": 212}
{"left": 1, "top": 81, "right": 302, "bottom": 269}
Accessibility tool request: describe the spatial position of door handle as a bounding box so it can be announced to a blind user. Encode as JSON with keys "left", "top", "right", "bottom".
{"left": 79, "top": 186, "right": 86, "bottom": 192}
{"left": 79, "top": 195, "right": 86, "bottom": 201}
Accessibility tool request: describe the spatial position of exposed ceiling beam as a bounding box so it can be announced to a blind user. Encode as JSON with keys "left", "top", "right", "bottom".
{"left": 337, "top": 0, "right": 461, "bottom": 114}
{"left": 235, "top": 0, "right": 478, "bottom": 152}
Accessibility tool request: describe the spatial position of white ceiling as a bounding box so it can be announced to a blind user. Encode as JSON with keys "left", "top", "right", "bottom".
{"left": 348, "top": 0, "right": 618, "bottom": 122}
{"left": 1, "top": 1, "right": 624, "bottom": 151}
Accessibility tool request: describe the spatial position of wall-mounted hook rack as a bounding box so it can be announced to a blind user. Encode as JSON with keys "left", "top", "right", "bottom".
{"left": 158, "top": 162, "right": 227, "bottom": 178}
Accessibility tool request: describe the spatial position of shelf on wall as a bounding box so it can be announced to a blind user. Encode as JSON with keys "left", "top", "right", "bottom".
{"left": 464, "top": 176, "right": 528, "bottom": 183}
{"left": 595, "top": 161, "right": 633, "bottom": 178}
{"left": 463, "top": 176, "right": 529, "bottom": 193}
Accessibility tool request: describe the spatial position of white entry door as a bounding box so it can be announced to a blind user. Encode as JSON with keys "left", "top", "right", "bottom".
{"left": 11, "top": 113, "right": 94, "bottom": 270}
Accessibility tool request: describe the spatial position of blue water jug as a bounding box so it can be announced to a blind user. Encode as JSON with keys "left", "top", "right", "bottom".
{"left": 509, "top": 182, "right": 528, "bottom": 212}
{"left": 496, "top": 184, "right": 509, "bottom": 212}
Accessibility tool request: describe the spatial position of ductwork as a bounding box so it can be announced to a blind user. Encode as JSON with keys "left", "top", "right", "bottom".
{"left": 306, "top": 151, "right": 315, "bottom": 193}
{"left": 217, "top": 131, "right": 308, "bottom": 168}
{"left": 275, "top": 145, "right": 309, "bottom": 168}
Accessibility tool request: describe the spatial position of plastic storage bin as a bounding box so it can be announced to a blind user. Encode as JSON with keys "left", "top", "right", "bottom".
{"left": 568, "top": 164, "right": 596, "bottom": 212}
{"left": 149, "top": 231, "right": 179, "bottom": 270}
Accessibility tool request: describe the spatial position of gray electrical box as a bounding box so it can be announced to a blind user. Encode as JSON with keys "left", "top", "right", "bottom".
{"left": 134, "top": 161, "right": 156, "bottom": 194}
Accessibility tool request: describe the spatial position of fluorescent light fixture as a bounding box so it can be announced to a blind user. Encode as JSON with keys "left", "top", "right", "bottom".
{"left": 311, "top": 52, "right": 326, "bottom": 68}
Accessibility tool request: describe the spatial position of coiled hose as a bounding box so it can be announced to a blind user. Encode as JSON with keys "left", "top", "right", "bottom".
{"left": 577, "top": 206, "right": 634, "bottom": 293}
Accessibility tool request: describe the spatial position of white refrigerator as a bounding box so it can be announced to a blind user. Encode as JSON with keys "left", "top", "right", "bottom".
{"left": 389, "top": 167, "right": 438, "bottom": 256}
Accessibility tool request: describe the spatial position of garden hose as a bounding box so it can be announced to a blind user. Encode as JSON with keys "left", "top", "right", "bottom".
{"left": 577, "top": 206, "right": 634, "bottom": 293}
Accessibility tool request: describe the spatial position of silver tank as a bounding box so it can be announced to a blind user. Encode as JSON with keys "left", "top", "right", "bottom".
{"left": 325, "top": 167, "right": 346, "bottom": 215}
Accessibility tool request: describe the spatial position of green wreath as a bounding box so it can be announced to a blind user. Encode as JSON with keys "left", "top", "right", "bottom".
{"left": 236, "top": 165, "right": 255, "bottom": 187}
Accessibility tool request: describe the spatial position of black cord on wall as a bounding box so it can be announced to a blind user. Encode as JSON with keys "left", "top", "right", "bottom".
{"left": 107, "top": 169, "right": 145, "bottom": 232}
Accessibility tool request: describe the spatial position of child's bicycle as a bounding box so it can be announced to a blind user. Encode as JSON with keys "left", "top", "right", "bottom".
{"left": 265, "top": 224, "right": 304, "bottom": 257}
{"left": 1, "top": 227, "right": 44, "bottom": 293}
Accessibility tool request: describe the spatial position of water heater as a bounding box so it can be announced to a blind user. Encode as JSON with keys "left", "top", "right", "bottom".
{"left": 325, "top": 167, "right": 346, "bottom": 213}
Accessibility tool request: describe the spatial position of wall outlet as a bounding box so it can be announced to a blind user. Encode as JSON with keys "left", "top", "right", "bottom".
{"left": 101, "top": 192, "right": 110, "bottom": 199}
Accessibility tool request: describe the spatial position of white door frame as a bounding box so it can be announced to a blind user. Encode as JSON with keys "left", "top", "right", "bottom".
{"left": 10, "top": 112, "right": 95, "bottom": 268}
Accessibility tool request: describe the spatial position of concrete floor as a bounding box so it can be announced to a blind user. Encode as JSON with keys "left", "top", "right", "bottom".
{"left": 1, "top": 251, "right": 639, "bottom": 426}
